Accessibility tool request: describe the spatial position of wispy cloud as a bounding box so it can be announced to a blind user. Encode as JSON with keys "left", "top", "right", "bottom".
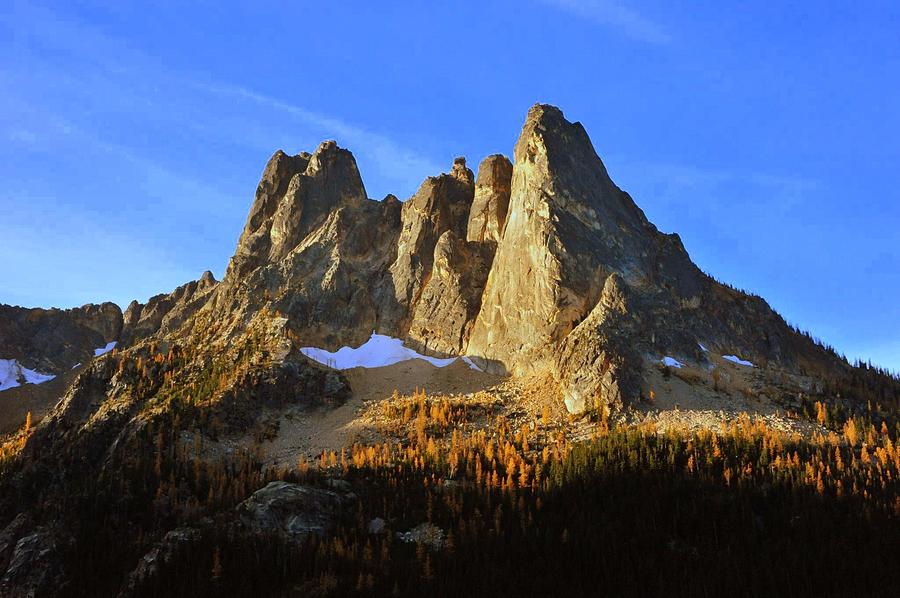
{"left": 538, "top": 0, "right": 671, "bottom": 44}
{"left": 615, "top": 160, "right": 821, "bottom": 213}
{"left": 0, "top": 2, "right": 439, "bottom": 198}
{"left": 196, "top": 82, "right": 442, "bottom": 197}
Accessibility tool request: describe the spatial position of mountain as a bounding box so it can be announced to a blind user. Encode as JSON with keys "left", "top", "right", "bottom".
{"left": 0, "top": 104, "right": 896, "bottom": 596}
{"left": 0, "top": 104, "right": 850, "bottom": 429}
{"left": 191, "top": 103, "right": 847, "bottom": 416}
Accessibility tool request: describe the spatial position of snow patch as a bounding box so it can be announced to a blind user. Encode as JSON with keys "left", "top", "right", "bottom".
{"left": 0, "top": 359, "right": 56, "bottom": 392}
{"left": 461, "top": 356, "right": 483, "bottom": 372}
{"left": 94, "top": 341, "right": 117, "bottom": 357}
{"left": 300, "top": 333, "right": 458, "bottom": 370}
{"left": 661, "top": 356, "right": 684, "bottom": 369}
{"left": 698, "top": 342, "right": 708, "bottom": 352}
{"left": 723, "top": 355, "right": 754, "bottom": 367}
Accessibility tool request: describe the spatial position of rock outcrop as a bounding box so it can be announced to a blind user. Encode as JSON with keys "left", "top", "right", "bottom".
{"left": 226, "top": 149, "right": 311, "bottom": 280}
{"left": 0, "top": 302, "right": 123, "bottom": 373}
{"left": 467, "top": 104, "right": 652, "bottom": 377}
{"left": 406, "top": 230, "right": 493, "bottom": 356}
{"left": 466, "top": 154, "right": 512, "bottom": 245}
{"left": 386, "top": 157, "right": 475, "bottom": 334}
{"left": 554, "top": 273, "right": 642, "bottom": 414}
{"left": 463, "top": 104, "right": 840, "bottom": 412}
{"left": 121, "top": 270, "right": 218, "bottom": 345}
{"left": 205, "top": 141, "right": 402, "bottom": 350}
{"left": 0, "top": 527, "right": 66, "bottom": 597}
{"left": 236, "top": 481, "right": 353, "bottom": 538}
{"left": 118, "top": 527, "right": 202, "bottom": 598}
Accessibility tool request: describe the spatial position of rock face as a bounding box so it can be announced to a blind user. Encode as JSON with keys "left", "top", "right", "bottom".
{"left": 386, "top": 157, "right": 475, "bottom": 335}
{"left": 208, "top": 141, "right": 402, "bottom": 350}
{"left": 554, "top": 273, "right": 642, "bottom": 414}
{"left": 463, "top": 104, "right": 840, "bottom": 411}
{"left": 466, "top": 154, "right": 513, "bottom": 245}
{"left": 0, "top": 526, "right": 65, "bottom": 597}
{"left": 468, "top": 104, "right": 656, "bottom": 377}
{"left": 0, "top": 303, "right": 123, "bottom": 374}
{"left": 226, "top": 149, "right": 312, "bottom": 280}
{"left": 119, "top": 527, "right": 201, "bottom": 598}
{"left": 0, "top": 301, "right": 125, "bottom": 433}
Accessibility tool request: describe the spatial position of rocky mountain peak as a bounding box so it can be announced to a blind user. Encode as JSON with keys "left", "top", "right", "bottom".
{"left": 386, "top": 158, "right": 476, "bottom": 334}
{"left": 226, "top": 149, "right": 310, "bottom": 280}
{"left": 450, "top": 156, "right": 474, "bottom": 185}
{"left": 199, "top": 270, "right": 217, "bottom": 287}
{"left": 467, "top": 103, "right": 641, "bottom": 376}
{"left": 224, "top": 141, "right": 367, "bottom": 282}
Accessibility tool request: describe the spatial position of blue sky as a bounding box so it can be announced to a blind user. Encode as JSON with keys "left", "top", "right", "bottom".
{"left": 1, "top": 1, "right": 898, "bottom": 371}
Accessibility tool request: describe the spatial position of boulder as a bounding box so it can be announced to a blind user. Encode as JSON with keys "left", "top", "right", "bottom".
{"left": 236, "top": 481, "right": 353, "bottom": 538}
{"left": 0, "top": 528, "right": 66, "bottom": 598}
{"left": 118, "top": 527, "right": 201, "bottom": 597}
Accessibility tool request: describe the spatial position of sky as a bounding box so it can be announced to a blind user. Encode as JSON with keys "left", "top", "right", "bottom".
{"left": 1, "top": 1, "right": 898, "bottom": 371}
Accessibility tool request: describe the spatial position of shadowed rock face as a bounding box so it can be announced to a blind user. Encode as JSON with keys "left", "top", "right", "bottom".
{"left": 0, "top": 302, "right": 123, "bottom": 373}
{"left": 236, "top": 481, "right": 353, "bottom": 538}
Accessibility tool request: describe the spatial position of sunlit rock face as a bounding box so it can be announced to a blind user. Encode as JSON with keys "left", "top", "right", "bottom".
{"left": 467, "top": 154, "right": 512, "bottom": 245}
{"left": 554, "top": 273, "right": 641, "bottom": 414}
{"left": 386, "top": 157, "right": 475, "bottom": 336}
{"left": 467, "top": 103, "right": 653, "bottom": 377}
{"left": 461, "top": 104, "right": 843, "bottom": 413}
{"left": 203, "top": 140, "right": 403, "bottom": 351}
{"left": 405, "top": 230, "right": 494, "bottom": 357}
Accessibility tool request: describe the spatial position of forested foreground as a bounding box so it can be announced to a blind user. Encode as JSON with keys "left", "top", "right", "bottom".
{"left": 3, "top": 393, "right": 892, "bottom": 598}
